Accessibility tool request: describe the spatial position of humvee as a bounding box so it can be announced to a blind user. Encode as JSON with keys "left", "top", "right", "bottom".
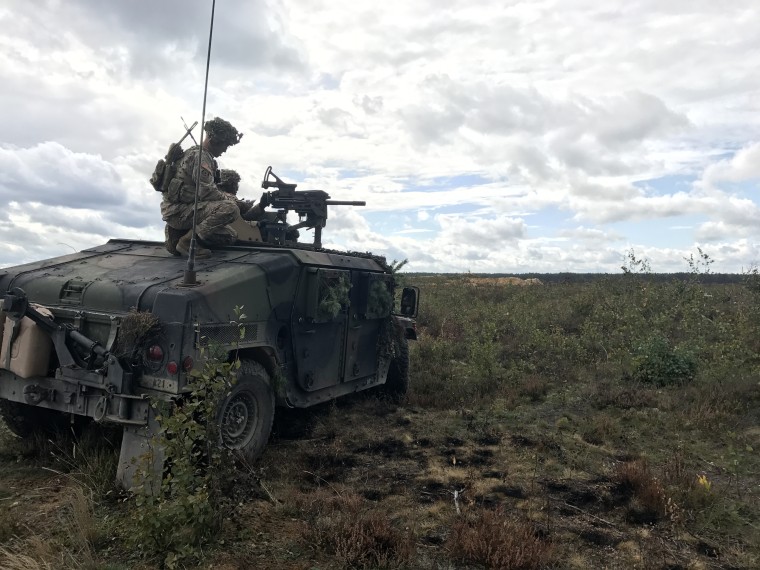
{"left": 0, "top": 168, "right": 419, "bottom": 486}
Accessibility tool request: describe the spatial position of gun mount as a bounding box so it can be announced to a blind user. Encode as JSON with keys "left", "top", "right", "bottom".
{"left": 260, "top": 166, "right": 365, "bottom": 248}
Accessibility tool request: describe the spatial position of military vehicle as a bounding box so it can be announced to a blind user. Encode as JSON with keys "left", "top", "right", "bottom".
{"left": 0, "top": 167, "right": 419, "bottom": 486}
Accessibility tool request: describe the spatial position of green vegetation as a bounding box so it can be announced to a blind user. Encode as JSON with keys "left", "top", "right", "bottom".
{"left": 128, "top": 342, "right": 238, "bottom": 568}
{"left": 1, "top": 263, "right": 759, "bottom": 569}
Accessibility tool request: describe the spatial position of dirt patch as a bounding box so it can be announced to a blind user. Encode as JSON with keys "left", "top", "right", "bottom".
{"left": 543, "top": 480, "right": 572, "bottom": 493}
{"left": 511, "top": 434, "right": 536, "bottom": 448}
{"left": 578, "top": 529, "right": 621, "bottom": 547}
{"left": 303, "top": 452, "right": 357, "bottom": 483}
{"left": 354, "top": 437, "right": 410, "bottom": 458}
{"left": 361, "top": 489, "right": 386, "bottom": 501}
{"left": 482, "top": 470, "right": 507, "bottom": 480}
{"left": 476, "top": 435, "right": 502, "bottom": 446}
{"left": 625, "top": 507, "right": 661, "bottom": 525}
{"left": 566, "top": 489, "right": 599, "bottom": 508}
{"left": 490, "top": 485, "right": 526, "bottom": 499}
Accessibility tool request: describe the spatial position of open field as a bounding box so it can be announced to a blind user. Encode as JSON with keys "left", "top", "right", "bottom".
{"left": 1, "top": 273, "right": 758, "bottom": 569}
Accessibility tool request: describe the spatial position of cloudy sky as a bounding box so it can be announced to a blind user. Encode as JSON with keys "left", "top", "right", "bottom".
{"left": 1, "top": 0, "right": 759, "bottom": 273}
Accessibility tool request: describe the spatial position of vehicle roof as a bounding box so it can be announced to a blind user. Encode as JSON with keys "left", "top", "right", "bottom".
{"left": 0, "top": 239, "right": 387, "bottom": 313}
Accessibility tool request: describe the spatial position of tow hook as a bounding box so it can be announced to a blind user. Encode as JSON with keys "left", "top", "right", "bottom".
{"left": 23, "top": 384, "right": 54, "bottom": 405}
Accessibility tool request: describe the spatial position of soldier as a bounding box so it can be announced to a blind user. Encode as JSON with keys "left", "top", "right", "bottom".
{"left": 161, "top": 117, "right": 244, "bottom": 258}
{"left": 217, "top": 168, "right": 277, "bottom": 224}
{"left": 217, "top": 168, "right": 242, "bottom": 196}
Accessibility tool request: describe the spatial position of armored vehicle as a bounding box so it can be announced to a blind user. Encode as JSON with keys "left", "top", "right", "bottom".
{"left": 0, "top": 168, "right": 419, "bottom": 486}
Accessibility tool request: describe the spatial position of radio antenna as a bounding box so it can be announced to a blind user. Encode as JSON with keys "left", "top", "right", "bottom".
{"left": 184, "top": 0, "right": 217, "bottom": 286}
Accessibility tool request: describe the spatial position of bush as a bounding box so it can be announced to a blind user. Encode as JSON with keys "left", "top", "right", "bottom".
{"left": 129, "top": 308, "right": 249, "bottom": 568}
{"left": 613, "top": 459, "right": 670, "bottom": 523}
{"left": 447, "top": 507, "right": 553, "bottom": 570}
{"left": 301, "top": 490, "right": 414, "bottom": 568}
{"left": 632, "top": 334, "right": 697, "bottom": 386}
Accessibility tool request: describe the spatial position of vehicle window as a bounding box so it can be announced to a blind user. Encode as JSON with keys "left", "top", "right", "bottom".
{"left": 365, "top": 278, "right": 393, "bottom": 319}
{"left": 315, "top": 271, "right": 351, "bottom": 323}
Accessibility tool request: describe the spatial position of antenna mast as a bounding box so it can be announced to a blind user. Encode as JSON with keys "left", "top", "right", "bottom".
{"left": 184, "top": 0, "right": 217, "bottom": 285}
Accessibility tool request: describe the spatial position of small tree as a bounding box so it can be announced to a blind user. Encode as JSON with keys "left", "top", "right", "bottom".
{"left": 129, "top": 307, "right": 247, "bottom": 569}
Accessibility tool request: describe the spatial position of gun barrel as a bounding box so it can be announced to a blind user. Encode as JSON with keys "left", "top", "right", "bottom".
{"left": 325, "top": 200, "right": 366, "bottom": 206}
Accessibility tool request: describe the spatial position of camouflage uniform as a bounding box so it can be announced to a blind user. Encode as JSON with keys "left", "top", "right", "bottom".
{"left": 161, "top": 146, "right": 239, "bottom": 247}
{"left": 161, "top": 117, "right": 244, "bottom": 256}
{"left": 217, "top": 168, "right": 272, "bottom": 223}
{"left": 216, "top": 168, "right": 295, "bottom": 236}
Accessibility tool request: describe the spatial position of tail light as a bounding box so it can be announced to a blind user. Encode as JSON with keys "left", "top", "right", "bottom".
{"left": 147, "top": 345, "right": 164, "bottom": 362}
{"left": 182, "top": 356, "right": 194, "bottom": 372}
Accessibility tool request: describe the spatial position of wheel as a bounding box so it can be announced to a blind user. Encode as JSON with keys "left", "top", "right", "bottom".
{"left": 379, "top": 335, "right": 409, "bottom": 403}
{"left": 217, "top": 360, "right": 275, "bottom": 463}
{"left": 0, "top": 400, "right": 69, "bottom": 438}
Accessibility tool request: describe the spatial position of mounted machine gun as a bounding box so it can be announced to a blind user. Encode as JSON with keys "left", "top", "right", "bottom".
{"left": 259, "top": 166, "right": 365, "bottom": 248}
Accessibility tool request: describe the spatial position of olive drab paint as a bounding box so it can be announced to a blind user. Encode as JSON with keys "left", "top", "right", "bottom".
{"left": 0, "top": 225, "right": 418, "bottom": 488}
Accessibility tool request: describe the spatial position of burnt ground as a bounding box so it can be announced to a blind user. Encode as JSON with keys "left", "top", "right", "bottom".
{"left": 0, "top": 393, "right": 757, "bottom": 569}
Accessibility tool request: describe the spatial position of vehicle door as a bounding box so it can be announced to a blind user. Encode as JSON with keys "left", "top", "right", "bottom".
{"left": 343, "top": 271, "right": 394, "bottom": 383}
{"left": 291, "top": 267, "right": 349, "bottom": 391}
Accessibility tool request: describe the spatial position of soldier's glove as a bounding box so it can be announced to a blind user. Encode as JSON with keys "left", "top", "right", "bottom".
{"left": 286, "top": 227, "right": 300, "bottom": 241}
{"left": 259, "top": 192, "right": 271, "bottom": 208}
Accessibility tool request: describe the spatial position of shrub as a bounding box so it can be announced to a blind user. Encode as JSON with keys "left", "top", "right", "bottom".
{"left": 632, "top": 334, "right": 697, "bottom": 386}
{"left": 129, "top": 308, "right": 248, "bottom": 568}
{"left": 519, "top": 375, "right": 549, "bottom": 402}
{"left": 301, "top": 490, "right": 414, "bottom": 568}
{"left": 613, "top": 459, "right": 670, "bottom": 522}
{"left": 579, "top": 413, "right": 621, "bottom": 446}
{"left": 0, "top": 506, "right": 22, "bottom": 543}
{"left": 447, "top": 507, "right": 553, "bottom": 570}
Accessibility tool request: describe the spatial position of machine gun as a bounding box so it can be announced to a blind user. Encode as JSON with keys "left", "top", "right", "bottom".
{"left": 260, "top": 166, "right": 365, "bottom": 248}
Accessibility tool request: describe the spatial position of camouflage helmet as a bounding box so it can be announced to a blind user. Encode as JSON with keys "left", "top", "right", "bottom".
{"left": 204, "top": 117, "right": 243, "bottom": 146}
{"left": 218, "top": 169, "right": 241, "bottom": 195}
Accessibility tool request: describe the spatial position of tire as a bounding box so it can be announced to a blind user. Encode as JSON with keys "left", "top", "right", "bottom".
{"left": 0, "top": 400, "right": 69, "bottom": 438}
{"left": 217, "top": 360, "right": 275, "bottom": 463}
{"left": 380, "top": 335, "right": 409, "bottom": 403}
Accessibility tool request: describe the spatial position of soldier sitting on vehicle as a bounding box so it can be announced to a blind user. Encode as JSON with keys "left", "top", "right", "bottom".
{"left": 217, "top": 168, "right": 298, "bottom": 239}
{"left": 217, "top": 168, "right": 273, "bottom": 222}
{"left": 161, "top": 117, "right": 246, "bottom": 258}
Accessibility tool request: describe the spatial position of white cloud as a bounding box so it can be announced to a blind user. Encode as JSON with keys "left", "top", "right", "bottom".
{"left": 0, "top": 142, "right": 124, "bottom": 208}
{"left": 700, "top": 142, "right": 760, "bottom": 188}
{"left": 1, "top": 0, "right": 760, "bottom": 272}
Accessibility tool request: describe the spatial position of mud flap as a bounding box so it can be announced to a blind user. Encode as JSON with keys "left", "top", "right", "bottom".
{"left": 117, "top": 413, "right": 165, "bottom": 494}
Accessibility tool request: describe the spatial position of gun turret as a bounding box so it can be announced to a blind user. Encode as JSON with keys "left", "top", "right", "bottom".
{"left": 260, "top": 167, "right": 365, "bottom": 248}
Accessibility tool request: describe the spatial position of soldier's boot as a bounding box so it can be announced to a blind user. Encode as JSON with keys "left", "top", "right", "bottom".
{"left": 175, "top": 230, "right": 211, "bottom": 259}
{"left": 164, "top": 224, "right": 185, "bottom": 256}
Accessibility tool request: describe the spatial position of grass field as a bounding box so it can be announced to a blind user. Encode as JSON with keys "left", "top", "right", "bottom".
{"left": 0, "top": 273, "right": 758, "bottom": 569}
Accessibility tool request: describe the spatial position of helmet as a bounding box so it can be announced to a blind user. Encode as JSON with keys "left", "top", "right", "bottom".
{"left": 218, "top": 169, "right": 241, "bottom": 195}
{"left": 204, "top": 117, "right": 243, "bottom": 146}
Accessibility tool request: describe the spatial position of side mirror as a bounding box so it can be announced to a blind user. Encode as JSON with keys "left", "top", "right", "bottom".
{"left": 399, "top": 286, "right": 419, "bottom": 318}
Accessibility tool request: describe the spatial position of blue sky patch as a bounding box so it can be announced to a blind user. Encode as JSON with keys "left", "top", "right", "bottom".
{"left": 416, "top": 173, "right": 494, "bottom": 192}
{"left": 634, "top": 174, "right": 696, "bottom": 196}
